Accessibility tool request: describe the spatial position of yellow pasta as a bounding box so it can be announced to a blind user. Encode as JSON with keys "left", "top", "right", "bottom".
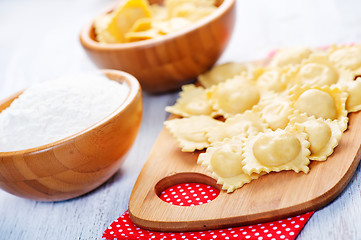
{"left": 198, "top": 138, "right": 262, "bottom": 193}
{"left": 198, "top": 62, "right": 252, "bottom": 88}
{"left": 289, "top": 113, "right": 343, "bottom": 161}
{"left": 164, "top": 116, "right": 222, "bottom": 152}
{"left": 289, "top": 85, "right": 348, "bottom": 130}
{"left": 285, "top": 54, "right": 354, "bottom": 87}
{"left": 94, "top": 0, "right": 216, "bottom": 43}
{"left": 165, "top": 84, "right": 214, "bottom": 117}
{"left": 269, "top": 47, "right": 314, "bottom": 67}
{"left": 206, "top": 76, "right": 264, "bottom": 118}
{"left": 242, "top": 127, "right": 310, "bottom": 175}
{"left": 207, "top": 111, "right": 268, "bottom": 144}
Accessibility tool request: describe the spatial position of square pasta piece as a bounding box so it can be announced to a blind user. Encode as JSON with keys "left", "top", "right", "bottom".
{"left": 242, "top": 126, "right": 310, "bottom": 175}
{"left": 289, "top": 113, "right": 344, "bottom": 161}
{"left": 165, "top": 84, "right": 215, "bottom": 117}
{"left": 164, "top": 115, "right": 223, "bottom": 152}
{"left": 198, "top": 137, "right": 262, "bottom": 193}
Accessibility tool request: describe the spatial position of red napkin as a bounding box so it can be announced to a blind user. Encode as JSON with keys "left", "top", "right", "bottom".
{"left": 103, "top": 183, "right": 313, "bottom": 240}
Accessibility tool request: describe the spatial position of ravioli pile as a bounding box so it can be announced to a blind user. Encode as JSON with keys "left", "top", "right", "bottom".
{"left": 94, "top": 0, "right": 217, "bottom": 43}
{"left": 165, "top": 45, "right": 361, "bottom": 193}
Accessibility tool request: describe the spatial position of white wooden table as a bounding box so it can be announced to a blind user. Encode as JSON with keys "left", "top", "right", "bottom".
{"left": 1, "top": 0, "right": 361, "bottom": 239}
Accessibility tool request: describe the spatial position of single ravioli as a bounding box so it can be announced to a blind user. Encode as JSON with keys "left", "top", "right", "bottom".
{"left": 289, "top": 85, "right": 348, "bottom": 130}
{"left": 198, "top": 138, "right": 261, "bottom": 193}
{"left": 329, "top": 44, "right": 361, "bottom": 75}
{"left": 289, "top": 113, "right": 343, "bottom": 161}
{"left": 164, "top": 115, "right": 222, "bottom": 152}
{"left": 242, "top": 127, "right": 310, "bottom": 175}
{"left": 253, "top": 93, "right": 293, "bottom": 130}
{"left": 254, "top": 67, "right": 289, "bottom": 93}
{"left": 207, "top": 111, "right": 268, "bottom": 144}
{"left": 165, "top": 84, "right": 214, "bottom": 117}
{"left": 269, "top": 47, "right": 314, "bottom": 67}
{"left": 285, "top": 53, "right": 354, "bottom": 87}
{"left": 199, "top": 62, "right": 252, "bottom": 88}
{"left": 206, "top": 76, "right": 264, "bottom": 118}
{"left": 344, "top": 77, "right": 361, "bottom": 113}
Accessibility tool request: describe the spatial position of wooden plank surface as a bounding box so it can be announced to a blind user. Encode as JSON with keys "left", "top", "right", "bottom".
{"left": 1, "top": 0, "right": 361, "bottom": 239}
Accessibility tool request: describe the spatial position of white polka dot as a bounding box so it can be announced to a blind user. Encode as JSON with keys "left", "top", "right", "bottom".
{"left": 171, "top": 192, "right": 176, "bottom": 195}
{"left": 196, "top": 184, "right": 200, "bottom": 187}
{"left": 269, "top": 223, "right": 274, "bottom": 226}
{"left": 188, "top": 187, "right": 192, "bottom": 189}
{"left": 110, "top": 231, "right": 114, "bottom": 234}
{"left": 166, "top": 198, "right": 171, "bottom": 201}
{"left": 201, "top": 192, "right": 206, "bottom": 195}
{"left": 273, "top": 227, "right": 277, "bottom": 230}
{"left": 260, "top": 226, "right": 265, "bottom": 229}
{"left": 174, "top": 195, "right": 178, "bottom": 198}
{"left": 291, "top": 221, "right": 295, "bottom": 224}
{"left": 289, "top": 232, "right": 295, "bottom": 236}
{"left": 258, "top": 237, "right": 263, "bottom": 240}
{"left": 179, "top": 189, "right": 184, "bottom": 192}
{"left": 264, "top": 229, "right": 269, "bottom": 233}
{"left": 282, "top": 224, "right": 286, "bottom": 227}
{"left": 212, "top": 236, "right": 217, "bottom": 239}
{"left": 108, "top": 227, "right": 112, "bottom": 229}
{"left": 230, "top": 231, "right": 235, "bottom": 233}
{"left": 242, "top": 231, "right": 247, "bottom": 235}
{"left": 196, "top": 198, "right": 200, "bottom": 201}
{"left": 212, "top": 193, "right": 217, "bottom": 196}
{"left": 245, "top": 235, "right": 250, "bottom": 239}
{"left": 300, "top": 217, "right": 305, "bottom": 221}
{"left": 193, "top": 194, "right": 197, "bottom": 197}
{"left": 286, "top": 228, "right": 290, "bottom": 231}
{"left": 199, "top": 188, "right": 203, "bottom": 191}
{"left": 188, "top": 200, "right": 192, "bottom": 203}
{"left": 177, "top": 199, "right": 181, "bottom": 202}
{"left": 180, "top": 203, "right": 184, "bottom": 206}
{"left": 118, "top": 229, "right": 123, "bottom": 232}
{"left": 185, "top": 184, "right": 189, "bottom": 186}
{"left": 207, "top": 200, "right": 211, "bottom": 203}
{"left": 267, "top": 233, "right": 272, "bottom": 237}
{"left": 248, "top": 226, "right": 253, "bottom": 229}
{"left": 116, "top": 224, "right": 120, "bottom": 227}
{"left": 190, "top": 190, "right": 195, "bottom": 193}
{"left": 127, "top": 228, "right": 132, "bottom": 231}
{"left": 287, "top": 218, "right": 291, "bottom": 220}
{"left": 182, "top": 193, "right": 186, "bottom": 196}
{"left": 185, "top": 196, "right": 189, "bottom": 199}
{"left": 280, "top": 235, "right": 285, "bottom": 239}
{"left": 199, "top": 202, "right": 203, "bottom": 204}
{"left": 255, "top": 232, "right": 259, "bottom": 236}
{"left": 169, "top": 188, "right": 174, "bottom": 191}
{"left": 252, "top": 229, "right": 256, "bottom": 232}
{"left": 276, "top": 231, "right": 281, "bottom": 234}
{"left": 278, "top": 220, "right": 283, "bottom": 223}
{"left": 295, "top": 225, "right": 300, "bottom": 228}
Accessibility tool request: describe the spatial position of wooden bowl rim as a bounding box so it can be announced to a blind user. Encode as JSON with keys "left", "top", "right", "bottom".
{"left": 79, "top": 0, "right": 236, "bottom": 50}
{"left": 0, "top": 69, "right": 141, "bottom": 156}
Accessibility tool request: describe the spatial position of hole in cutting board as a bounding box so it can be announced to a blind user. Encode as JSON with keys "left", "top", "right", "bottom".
{"left": 155, "top": 172, "right": 220, "bottom": 206}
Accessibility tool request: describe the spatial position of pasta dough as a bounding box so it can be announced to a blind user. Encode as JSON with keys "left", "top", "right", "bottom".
{"left": 198, "top": 138, "right": 261, "bottom": 193}
{"left": 344, "top": 77, "right": 361, "bottom": 113}
{"left": 207, "top": 76, "right": 262, "bottom": 118}
{"left": 198, "top": 62, "right": 252, "bottom": 88}
{"left": 164, "top": 115, "right": 222, "bottom": 152}
{"left": 269, "top": 47, "right": 313, "bottom": 67}
{"left": 290, "top": 85, "right": 348, "bottom": 130}
{"left": 165, "top": 84, "right": 214, "bottom": 117}
{"left": 329, "top": 45, "right": 361, "bottom": 74}
{"left": 242, "top": 127, "right": 310, "bottom": 175}
{"left": 164, "top": 44, "right": 361, "bottom": 193}
{"left": 289, "top": 113, "right": 343, "bottom": 161}
{"left": 207, "top": 111, "right": 268, "bottom": 144}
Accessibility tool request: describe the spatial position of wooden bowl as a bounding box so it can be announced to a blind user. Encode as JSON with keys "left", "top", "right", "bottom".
{"left": 80, "top": 0, "right": 236, "bottom": 93}
{"left": 0, "top": 69, "right": 143, "bottom": 201}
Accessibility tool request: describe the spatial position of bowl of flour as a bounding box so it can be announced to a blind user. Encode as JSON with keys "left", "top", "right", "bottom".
{"left": 0, "top": 69, "right": 142, "bottom": 201}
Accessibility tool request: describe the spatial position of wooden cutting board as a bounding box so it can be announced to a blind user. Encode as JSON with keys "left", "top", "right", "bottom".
{"left": 128, "top": 104, "right": 361, "bottom": 233}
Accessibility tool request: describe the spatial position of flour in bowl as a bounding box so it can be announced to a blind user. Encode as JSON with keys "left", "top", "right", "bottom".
{"left": 0, "top": 73, "right": 129, "bottom": 152}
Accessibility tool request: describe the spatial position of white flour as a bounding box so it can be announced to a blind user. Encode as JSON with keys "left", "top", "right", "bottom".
{"left": 0, "top": 73, "right": 129, "bottom": 152}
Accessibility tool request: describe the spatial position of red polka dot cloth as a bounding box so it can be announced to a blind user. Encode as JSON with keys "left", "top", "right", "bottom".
{"left": 103, "top": 183, "right": 313, "bottom": 240}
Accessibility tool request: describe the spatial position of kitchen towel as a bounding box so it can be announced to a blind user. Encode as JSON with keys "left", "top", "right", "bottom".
{"left": 103, "top": 183, "right": 313, "bottom": 240}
